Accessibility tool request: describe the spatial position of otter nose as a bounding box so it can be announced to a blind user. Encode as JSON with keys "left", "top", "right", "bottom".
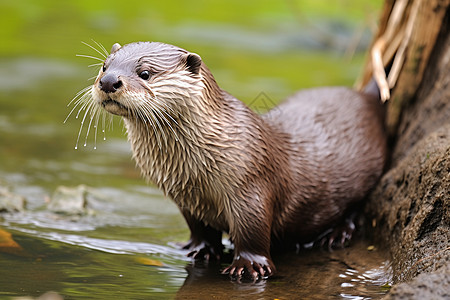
{"left": 99, "top": 73, "right": 123, "bottom": 93}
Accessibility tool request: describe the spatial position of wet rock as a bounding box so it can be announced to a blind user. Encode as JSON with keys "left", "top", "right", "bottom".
{"left": 47, "top": 185, "right": 97, "bottom": 215}
{"left": 381, "top": 263, "right": 449, "bottom": 300}
{"left": 367, "top": 125, "right": 450, "bottom": 282}
{"left": 0, "top": 186, "right": 26, "bottom": 212}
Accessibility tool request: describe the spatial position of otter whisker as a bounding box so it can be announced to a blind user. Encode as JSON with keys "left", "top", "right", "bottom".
{"left": 81, "top": 41, "right": 107, "bottom": 59}
{"left": 151, "top": 100, "right": 180, "bottom": 127}
{"left": 65, "top": 103, "right": 81, "bottom": 124}
{"left": 93, "top": 108, "right": 103, "bottom": 150}
{"left": 75, "top": 101, "right": 89, "bottom": 119}
{"left": 124, "top": 100, "right": 141, "bottom": 139}
{"left": 137, "top": 109, "right": 155, "bottom": 137}
{"left": 75, "top": 105, "right": 90, "bottom": 150}
{"left": 75, "top": 93, "right": 94, "bottom": 149}
{"left": 101, "top": 111, "right": 107, "bottom": 141}
{"left": 77, "top": 99, "right": 98, "bottom": 149}
{"left": 147, "top": 101, "right": 180, "bottom": 142}
{"left": 91, "top": 39, "right": 109, "bottom": 58}
{"left": 76, "top": 54, "right": 105, "bottom": 62}
{"left": 135, "top": 104, "right": 163, "bottom": 149}
{"left": 151, "top": 94, "right": 178, "bottom": 116}
{"left": 126, "top": 92, "right": 164, "bottom": 149}
{"left": 64, "top": 87, "right": 93, "bottom": 123}
{"left": 88, "top": 63, "right": 103, "bottom": 68}
{"left": 74, "top": 90, "right": 94, "bottom": 120}
{"left": 84, "top": 104, "right": 101, "bottom": 147}
{"left": 142, "top": 82, "right": 180, "bottom": 118}
{"left": 107, "top": 112, "right": 114, "bottom": 132}
{"left": 139, "top": 104, "right": 165, "bottom": 149}
{"left": 67, "top": 85, "right": 92, "bottom": 108}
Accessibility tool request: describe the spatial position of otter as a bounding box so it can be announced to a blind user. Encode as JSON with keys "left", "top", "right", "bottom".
{"left": 76, "top": 41, "right": 387, "bottom": 279}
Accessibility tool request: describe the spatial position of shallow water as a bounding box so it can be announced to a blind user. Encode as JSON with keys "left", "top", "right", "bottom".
{"left": 0, "top": 226, "right": 391, "bottom": 299}
{"left": 0, "top": 1, "right": 390, "bottom": 299}
{"left": 0, "top": 180, "right": 391, "bottom": 299}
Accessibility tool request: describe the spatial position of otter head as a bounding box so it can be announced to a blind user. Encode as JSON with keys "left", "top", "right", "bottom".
{"left": 92, "top": 42, "right": 204, "bottom": 119}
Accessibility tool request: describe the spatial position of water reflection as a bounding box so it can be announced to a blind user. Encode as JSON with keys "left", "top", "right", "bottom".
{"left": 174, "top": 241, "right": 391, "bottom": 299}
{"left": 339, "top": 261, "right": 392, "bottom": 299}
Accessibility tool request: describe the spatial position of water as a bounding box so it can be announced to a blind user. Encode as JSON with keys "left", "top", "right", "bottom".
{"left": 0, "top": 0, "right": 390, "bottom": 298}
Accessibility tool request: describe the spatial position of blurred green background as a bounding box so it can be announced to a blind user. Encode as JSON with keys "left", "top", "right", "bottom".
{"left": 1, "top": 0, "right": 380, "bottom": 96}
{"left": 0, "top": 1, "right": 384, "bottom": 299}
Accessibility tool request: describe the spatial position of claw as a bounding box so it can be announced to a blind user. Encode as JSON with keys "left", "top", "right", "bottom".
{"left": 223, "top": 253, "right": 275, "bottom": 280}
{"left": 183, "top": 241, "right": 222, "bottom": 261}
{"left": 316, "top": 214, "right": 356, "bottom": 250}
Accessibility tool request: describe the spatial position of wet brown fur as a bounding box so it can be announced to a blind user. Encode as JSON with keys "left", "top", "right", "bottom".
{"left": 89, "top": 42, "right": 387, "bottom": 278}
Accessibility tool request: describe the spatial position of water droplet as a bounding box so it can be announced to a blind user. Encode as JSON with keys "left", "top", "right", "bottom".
{"left": 94, "top": 146, "right": 97, "bottom": 150}
{"left": 104, "top": 137, "right": 106, "bottom": 141}
{"left": 75, "top": 146, "right": 78, "bottom": 150}
{"left": 84, "top": 143, "right": 87, "bottom": 147}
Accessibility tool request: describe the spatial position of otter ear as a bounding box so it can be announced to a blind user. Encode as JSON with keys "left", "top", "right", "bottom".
{"left": 185, "top": 53, "right": 202, "bottom": 74}
{"left": 111, "top": 43, "right": 122, "bottom": 54}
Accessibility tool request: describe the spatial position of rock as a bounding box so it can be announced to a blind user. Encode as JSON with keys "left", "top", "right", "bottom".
{"left": 381, "top": 263, "right": 450, "bottom": 300}
{"left": 365, "top": 11, "right": 449, "bottom": 299}
{"left": 0, "top": 186, "right": 26, "bottom": 212}
{"left": 47, "top": 185, "right": 96, "bottom": 215}
{"left": 367, "top": 125, "right": 450, "bottom": 282}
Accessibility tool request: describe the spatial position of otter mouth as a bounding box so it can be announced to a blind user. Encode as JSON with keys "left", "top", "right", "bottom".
{"left": 101, "top": 98, "right": 126, "bottom": 109}
{"left": 101, "top": 98, "right": 129, "bottom": 116}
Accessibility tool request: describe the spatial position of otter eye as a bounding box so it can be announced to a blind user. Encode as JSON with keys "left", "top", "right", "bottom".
{"left": 139, "top": 70, "right": 150, "bottom": 80}
{"left": 102, "top": 63, "right": 106, "bottom": 72}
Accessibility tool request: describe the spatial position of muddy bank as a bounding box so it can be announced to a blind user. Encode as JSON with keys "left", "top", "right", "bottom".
{"left": 365, "top": 12, "right": 449, "bottom": 299}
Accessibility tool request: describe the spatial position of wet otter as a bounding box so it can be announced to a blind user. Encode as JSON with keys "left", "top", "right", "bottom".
{"left": 77, "top": 41, "right": 387, "bottom": 279}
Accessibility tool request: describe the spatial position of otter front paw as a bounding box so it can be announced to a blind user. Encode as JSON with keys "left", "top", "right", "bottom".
{"left": 183, "top": 241, "right": 222, "bottom": 261}
{"left": 222, "top": 253, "right": 275, "bottom": 280}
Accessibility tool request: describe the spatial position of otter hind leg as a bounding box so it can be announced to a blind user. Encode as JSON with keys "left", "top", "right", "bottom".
{"left": 181, "top": 210, "right": 224, "bottom": 261}
{"left": 316, "top": 212, "right": 357, "bottom": 250}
